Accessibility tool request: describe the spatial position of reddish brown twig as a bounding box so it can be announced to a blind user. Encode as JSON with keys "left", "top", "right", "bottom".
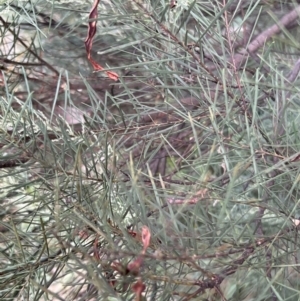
{"left": 85, "top": 0, "right": 119, "bottom": 81}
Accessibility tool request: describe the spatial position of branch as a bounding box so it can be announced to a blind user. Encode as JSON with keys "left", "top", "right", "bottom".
{"left": 232, "top": 5, "right": 300, "bottom": 68}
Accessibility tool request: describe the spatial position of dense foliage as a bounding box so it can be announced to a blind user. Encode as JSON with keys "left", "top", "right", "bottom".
{"left": 1, "top": 0, "right": 300, "bottom": 300}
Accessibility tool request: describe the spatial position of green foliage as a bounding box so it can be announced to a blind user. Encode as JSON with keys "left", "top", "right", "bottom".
{"left": 1, "top": 0, "right": 300, "bottom": 300}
